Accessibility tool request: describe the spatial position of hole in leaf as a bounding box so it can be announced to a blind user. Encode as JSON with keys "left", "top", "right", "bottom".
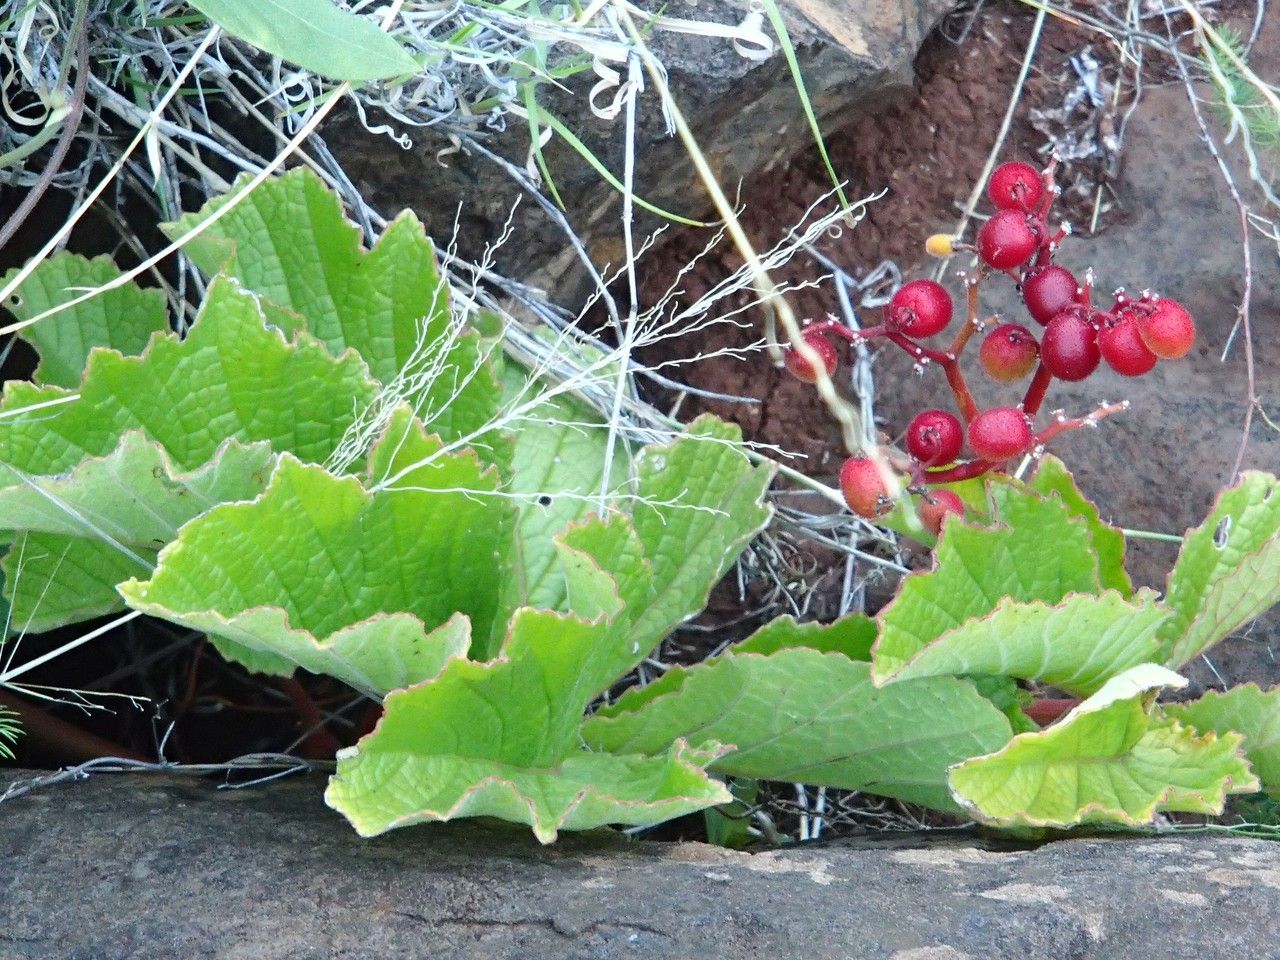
{"left": 6, "top": 295, "right": 21, "bottom": 308}
{"left": 1214, "top": 517, "right": 1231, "bottom": 549}
{"left": 537, "top": 495, "right": 552, "bottom": 507}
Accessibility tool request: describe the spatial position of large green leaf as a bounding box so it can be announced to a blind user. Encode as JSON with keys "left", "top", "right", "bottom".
{"left": 601, "top": 415, "right": 773, "bottom": 649}
{"left": 3, "top": 533, "right": 150, "bottom": 634}
{"left": 881, "top": 591, "right": 1171, "bottom": 697}
{"left": 583, "top": 645, "right": 1012, "bottom": 812}
{"left": 1159, "top": 472, "right": 1280, "bottom": 667}
{"left": 0, "top": 436, "right": 272, "bottom": 633}
{"left": 1165, "top": 684, "right": 1280, "bottom": 798}
{"left": 164, "top": 170, "right": 506, "bottom": 469}
{"left": 501, "top": 367, "right": 628, "bottom": 612}
{"left": 1, "top": 253, "right": 168, "bottom": 388}
{"left": 0, "top": 276, "right": 378, "bottom": 477}
{"left": 872, "top": 483, "right": 1101, "bottom": 682}
{"left": 1030, "top": 455, "right": 1132, "bottom": 596}
{"left": 119, "top": 409, "right": 512, "bottom": 687}
{"left": 0, "top": 433, "right": 273, "bottom": 545}
{"left": 187, "top": 0, "right": 419, "bottom": 80}
{"left": 326, "top": 422, "right": 773, "bottom": 840}
{"left": 326, "top": 605, "right": 730, "bottom": 842}
{"left": 948, "top": 664, "right": 1257, "bottom": 827}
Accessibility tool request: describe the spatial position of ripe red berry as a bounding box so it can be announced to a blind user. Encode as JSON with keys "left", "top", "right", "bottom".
{"left": 1022, "top": 265, "right": 1079, "bottom": 327}
{"left": 979, "top": 323, "right": 1040, "bottom": 382}
{"left": 977, "top": 210, "right": 1039, "bottom": 270}
{"left": 840, "top": 456, "right": 892, "bottom": 519}
{"left": 783, "top": 332, "right": 839, "bottom": 383}
{"left": 886, "top": 280, "right": 953, "bottom": 338}
{"left": 1137, "top": 298, "right": 1195, "bottom": 360}
{"left": 918, "top": 489, "right": 966, "bottom": 535}
{"left": 1098, "top": 315, "right": 1158, "bottom": 377}
{"left": 968, "top": 407, "right": 1033, "bottom": 462}
{"left": 987, "top": 162, "right": 1045, "bottom": 211}
{"left": 1041, "top": 311, "right": 1101, "bottom": 381}
{"left": 905, "top": 409, "right": 964, "bottom": 466}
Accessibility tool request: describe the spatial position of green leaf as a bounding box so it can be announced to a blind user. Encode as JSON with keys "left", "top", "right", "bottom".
{"left": 0, "top": 276, "right": 378, "bottom": 477}
{"left": 119, "top": 409, "right": 513, "bottom": 688}
{"left": 731, "top": 612, "right": 877, "bottom": 660}
{"left": 0, "top": 435, "right": 272, "bottom": 634}
{"left": 3, "top": 533, "right": 151, "bottom": 633}
{"left": 617, "top": 416, "right": 773, "bottom": 648}
{"left": 583, "top": 647, "right": 1011, "bottom": 812}
{"left": 1, "top": 253, "right": 168, "bottom": 387}
{"left": 326, "top": 607, "right": 730, "bottom": 841}
{"left": 881, "top": 591, "right": 1171, "bottom": 697}
{"left": 1030, "top": 455, "right": 1132, "bottom": 595}
{"left": 1159, "top": 472, "right": 1280, "bottom": 667}
{"left": 1165, "top": 684, "right": 1280, "bottom": 798}
{"left": 187, "top": 0, "right": 419, "bottom": 80}
{"left": 501, "top": 367, "right": 628, "bottom": 612}
{"left": 165, "top": 170, "right": 505, "bottom": 468}
{"left": 948, "top": 664, "right": 1257, "bottom": 827}
{"left": 0, "top": 432, "right": 273, "bottom": 545}
{"left": 872, "top": 483, "right": 1101, "bottom": 682}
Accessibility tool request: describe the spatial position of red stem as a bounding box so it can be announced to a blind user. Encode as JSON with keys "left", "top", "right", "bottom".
{"left": 1025, "top": 697, "right": 1080, "bottom": 727}
{"left": 280, "top": 678, "right": 342, "bottom": 760}
{"left": 923, "top": 458, "right": 997, "bottom": 484}
{"left": 1021, "top": 363, "right": 1054, "bottom": 417}
{"left": 1032, "top": 400, "right": 1129, "bottom": 448}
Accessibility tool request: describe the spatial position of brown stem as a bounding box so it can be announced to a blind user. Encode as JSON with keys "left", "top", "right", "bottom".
{"left": 0, "top": 689, "right": 148, "bottom": 764}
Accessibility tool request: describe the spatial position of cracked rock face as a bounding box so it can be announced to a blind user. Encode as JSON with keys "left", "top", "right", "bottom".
{"left": 3, "top": 771, "right": 1279, "bottom": 959}
{"left": 331, "top": 0, "right": 953, "bottom": 298}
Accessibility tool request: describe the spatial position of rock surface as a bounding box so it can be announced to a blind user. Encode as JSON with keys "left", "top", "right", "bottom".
{"left": 332, "top": 0, "right": 953, "bottom": 296}
{"left": 3, "top": 769, "right": 1279, "bottom": 959}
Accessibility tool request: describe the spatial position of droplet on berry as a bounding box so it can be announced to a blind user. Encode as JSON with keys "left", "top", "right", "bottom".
{"left": 979, "top": 323, "right": 1040, "bottom": 382}
{"left": 840, "top": 455, "right": 893, "bottom": 519}
{"left": 987, "top": 161, "right": 1045, "bottom": 211}
{"left": 977, "top": 210, "right": 1039, "bottom": 270}
{"left": 1137, "top": 298, "right": 1195, "bottom": 359}
{"left": 968, "top": 407, "right": 1034, "bottom": 462}
{"left": 886, "top": 279, "right": 954, "bottom": 338}
{"left": 918, "top": 489, "right": 966, "bottom": 535}
{"left": 1041, "top": 311, "right": 1101, "bottom": 381}
{"left": 782, "top": 332, "right": 839, "bottom": 383}
{"left": 1099, "top": 315, "right": 1158, "bottom": 377}
{"left": 1022, "top": 264, "right": 1079, "bottom": 326}
{"left": 905, "top": 409, "right": 964, "bottom": 466}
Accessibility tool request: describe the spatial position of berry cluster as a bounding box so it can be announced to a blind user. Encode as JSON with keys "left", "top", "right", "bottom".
{"left": 784, "top": 159, "right": 1197, "bottom": 534}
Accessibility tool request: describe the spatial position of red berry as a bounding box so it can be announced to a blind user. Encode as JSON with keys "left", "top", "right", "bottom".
{"left": 918, "top": 489, "right": 966, "bottom": 535}
{"left": 783, "top": 332, "right": 838, "bottom": 383}
{"left": 987, "top": 162, "right": 1045, "bottom": 211}
{"left": 1137, "top": 298, "right": 1195, "bottom": 360}
{"left": 1022, "top": 265, "right": 1079, "bottom": 326}
{"left": 977, "top": 210, "right": 1039, "bottom": 270}
{"left": 1099, "top": 315, "right": 1158, "bottom": 377}
{"left": 968, "top": 407, "right": 1033, "bottom": 462}
{"left": 905, "top": 409, "right": 964, "bottom": 466}
{"left": 886, "top": 280, "right": 953, "bottom": 338}
{"left": 1041, "top": 311, "right": 1101, "bottom": 381}
{"left": 840, "top": 456, "right": 892, "bottom": 519}
{"left": 979, "top": 323, "right": 1040, "bottom": 382}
